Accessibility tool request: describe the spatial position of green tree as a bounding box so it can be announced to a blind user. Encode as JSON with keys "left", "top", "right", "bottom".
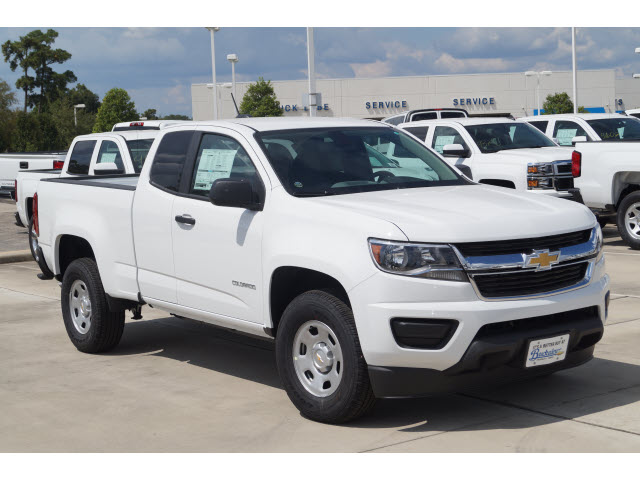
{"left": 93, "top": 88, "right": 138, "bottom": 132}
{"left": 2, "top": 34, "right": 37, "bottom": 113}
{"left": 0, "top": 78, "right": 18, "bottom": 152}
{"left": 162, "top": 113, "right": 191, "bottom": 120}
{"left": 65, "top": 83, "right": 101, "bottom": 114}
{"left": 239, "top": 77, "right": 283, "bottom": 117}
{"left": 48, "top": 97, "right": 95, "bottom": 148}
{"left": 141, "top": 108, "right": 158, "bottom": 120}
{"left": 542, "top": 92, "right": 588, "bottom": 114}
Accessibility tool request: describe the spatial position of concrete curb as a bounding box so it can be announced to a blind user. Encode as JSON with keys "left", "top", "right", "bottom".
{"left": 0, "top": 250, "right": 33, "bottom": 264}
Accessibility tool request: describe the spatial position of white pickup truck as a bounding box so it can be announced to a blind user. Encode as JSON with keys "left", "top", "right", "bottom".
{"left": 398, "top": 118, "right": 577, "bottom": 199}
{"left": 0, "top": 152, "right": 66, "bottom": 196}
{"left": 519, "top": 113, "right": 640, "bottom": 146}
{"left": 382, "top": 108, "right": 468, "bottom": 125}
{"left": 571, "top": 142, "right": 640, "bottom": 248}
{"left": 34, "top": 118, "right": 608, "bottom": 423}
{"left": 15, "top": 129, "right": 163, "bottom": 263}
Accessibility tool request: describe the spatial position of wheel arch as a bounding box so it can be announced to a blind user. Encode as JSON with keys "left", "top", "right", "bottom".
{"left": 269, "top": 266, "right": 351, "bottom": 336}
{"left": 478, "top": 178, "right": 517, "bottom": 189}
{"left": 56, "top": 235, "right": 96, "bottom": 280}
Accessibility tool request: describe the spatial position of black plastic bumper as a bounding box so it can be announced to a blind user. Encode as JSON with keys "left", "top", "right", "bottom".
{"left": 566, "top": 188, "right": 584, "bottom": 204}
{"left": 368, "top": 307, "right": 604, "bottom": 398}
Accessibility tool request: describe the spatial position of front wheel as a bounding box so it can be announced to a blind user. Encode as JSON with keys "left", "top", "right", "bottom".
{"left": 617, "top": 191, "right": 640, "bottom": 250}
{"left": 61, "top": 258, "right": 125, "bottom": 353}
{"left": 275, "top": 290, "right": 376, "bottom": 423}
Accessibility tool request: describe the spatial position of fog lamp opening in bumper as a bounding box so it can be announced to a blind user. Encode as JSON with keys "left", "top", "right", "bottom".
{"left": 391, "top": 318, "right": 459, "bottom": 349}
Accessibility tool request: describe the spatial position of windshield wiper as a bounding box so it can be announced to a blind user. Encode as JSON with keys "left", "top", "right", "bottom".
{"left": 291, "top": 190, "right": 336, "bottom": 197}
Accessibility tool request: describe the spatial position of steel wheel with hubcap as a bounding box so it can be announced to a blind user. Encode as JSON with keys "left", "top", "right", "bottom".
{"left": 292, "top": 320, "right": 343, "bottom": 397}
{"left": 276, "top": 290, "right": 376, "bottom": 423}
{"left": 69, "top": 279, "right": 92, "bottom": 334}
{"left": 617, "top": 192, "right": 640, "bottom": 250}
{"left": 61, "top": 258, "right": 125, "bottom": 353}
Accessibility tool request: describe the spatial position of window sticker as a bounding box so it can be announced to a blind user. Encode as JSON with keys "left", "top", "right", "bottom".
{"left": 193, "top": 148, "right": 237, "bottom": 191}
{"left": 556, "top": 128, "right": 578, "bottom": 145}
{"left": 100, "top": 153, "right": 117, "bottom": 164}
{"left": 433, "top": 135, "right": 455, "bottom": 154}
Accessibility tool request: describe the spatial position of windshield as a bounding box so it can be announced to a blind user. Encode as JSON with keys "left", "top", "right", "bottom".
{"left": 256, "top": 127, "right": 466, "bottom": 197}
{"left": 586, "top": 118, "right": 640, "bottom": 142}
{"left": 126, "top": 139, "right": 155, "bottom": 173}
{"left": 464, "top": 122, "right": 556, "bottom": 153}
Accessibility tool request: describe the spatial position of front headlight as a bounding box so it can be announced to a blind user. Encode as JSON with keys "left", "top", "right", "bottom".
{"left": 368, "top": 239, "right": 468, "bottom": 282}
{"left": 595, "top": 223, "right": 604, "bottom": 262}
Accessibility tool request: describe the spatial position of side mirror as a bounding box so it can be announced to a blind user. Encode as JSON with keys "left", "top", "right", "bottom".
{"left": 442, "top": 143, "right": 470, "bottom": 158}
{"left": 455, "top": 164, "right": 473, "bottom": 180}
{"left": 94, "top": 163, "right": 123, "bottom": 175}
{"left": 572, "top": 136, "right": 587, "bottom": 145}
{"left": 209, "top": 178, "right": 264, "bottom": 211}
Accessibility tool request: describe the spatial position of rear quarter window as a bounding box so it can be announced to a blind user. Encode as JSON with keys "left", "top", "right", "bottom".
{"left": 149, "top": 131, "right": 195, "bottom": 192}
{"left": 67, "top": 140, "right": 97, "bottom": 175}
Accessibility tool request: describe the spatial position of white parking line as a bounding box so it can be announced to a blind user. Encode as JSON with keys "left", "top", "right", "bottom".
{"left": 604, "top": 252, "right": 640, "bottom": 256}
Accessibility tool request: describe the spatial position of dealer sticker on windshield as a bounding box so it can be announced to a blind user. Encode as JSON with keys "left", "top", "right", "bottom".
{"left": 525, "top": 334, "right": 569, "bottom": 367}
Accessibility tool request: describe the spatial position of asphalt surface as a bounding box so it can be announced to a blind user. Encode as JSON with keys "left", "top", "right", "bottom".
{"left": 0, "top": 211, "right": 639, "bottom": 452}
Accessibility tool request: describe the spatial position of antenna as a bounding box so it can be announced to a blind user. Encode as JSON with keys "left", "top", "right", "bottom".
{"left": 231, "top": 93, "right": 251, "bottom": 118}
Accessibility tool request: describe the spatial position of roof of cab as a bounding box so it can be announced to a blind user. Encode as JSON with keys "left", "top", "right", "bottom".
{"left": 397, "top": 117, "right": 517, "bottom": 128}
{"left": 518, "top": 113, "right": 627, "bottom": 121}
{"left": 111, "top": 120, "right": 192, "bottom": 131}
{"left": 166, "top": 117, "right": 386, "bottom": 133}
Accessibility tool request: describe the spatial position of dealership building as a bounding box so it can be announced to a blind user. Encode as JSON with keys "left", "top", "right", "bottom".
{"left": 191, "top": 68, "right": 640, "bottom": 121}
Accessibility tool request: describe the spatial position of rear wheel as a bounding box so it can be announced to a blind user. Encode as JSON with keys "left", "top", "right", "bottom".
{"left": 61, "top": 258, "right": 125, "bottom": 353}
{"left": 275, "top": 290, "right": 376, "bottom": 423}
{"left": 617, "top": 191, "right": 640, "bottom": 250}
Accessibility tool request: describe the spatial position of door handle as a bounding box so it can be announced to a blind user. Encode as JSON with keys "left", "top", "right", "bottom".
{"left": 175, "top": 215, "right": 196, "bottom": 225}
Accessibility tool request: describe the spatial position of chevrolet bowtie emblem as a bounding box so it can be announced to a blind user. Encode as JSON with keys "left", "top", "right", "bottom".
{"left": 525, "top": 250, "right": 560, "bottom": 271}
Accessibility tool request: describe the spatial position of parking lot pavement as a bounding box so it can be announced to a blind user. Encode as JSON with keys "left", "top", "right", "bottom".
{"left": 0, "top": 238, "right": 639, "bottom": 453}
{"left": 0, "top": 197, "right": 28, "bottom": 253}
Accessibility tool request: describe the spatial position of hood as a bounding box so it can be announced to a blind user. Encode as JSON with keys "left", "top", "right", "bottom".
{"left": 491, "top": 146, "right": 571, "bottom": 162}
{"left": 315, "top": 184, "right": 595, "bottom": 243}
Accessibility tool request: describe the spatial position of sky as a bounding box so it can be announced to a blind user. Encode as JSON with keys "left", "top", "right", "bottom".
{"left": 1, "top": 27, "right": 639, "bottom": 117}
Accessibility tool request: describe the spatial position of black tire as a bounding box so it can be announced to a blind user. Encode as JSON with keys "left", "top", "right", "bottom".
{"left": 617, "top": 191, "right": 640, "bottom": 250}
{"left": 61, "top": 258, "right": 125, "bottom": 353}
{"left": 28, "top": 216, "right": 39, "bottom": 263}
{"left": 275, "top": 290, "right": 376, "bottom": 423}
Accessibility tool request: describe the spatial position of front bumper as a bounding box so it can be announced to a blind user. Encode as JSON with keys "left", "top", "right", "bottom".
{"left": 368, "top": 306, "right": 603, "bottom": 398}
{"left": 349, "top": 254, "right": 608, "bottom": 373}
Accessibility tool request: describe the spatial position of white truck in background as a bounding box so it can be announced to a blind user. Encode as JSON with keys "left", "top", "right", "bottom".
{"left": 571, "top": 142, "right": 640, "bottom": 249}
{"left": 0, "top": 152, "right": 66, "bottom": 197}
{"left": 398, "top": 118, "right": 577, "bottom": 199}
{"left": 33, "top": 118, "right": 608, "bottom": 423}
{"left": 15, "top": 129, "right": 161, "bottom": 265}
{"left": 519, "top": 113, "right": 640, "bottom": 146}
{"left": 626, "top": 109, "right": 640, "bottom": 120}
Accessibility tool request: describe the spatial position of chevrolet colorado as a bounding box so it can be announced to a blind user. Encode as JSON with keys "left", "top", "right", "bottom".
{"left": 33, "top": 118, "right": 609, "bottom": 423}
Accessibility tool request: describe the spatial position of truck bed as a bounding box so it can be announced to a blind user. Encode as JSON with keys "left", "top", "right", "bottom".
{"left": 43, "top": 174, "right": 139, "bottom": 190}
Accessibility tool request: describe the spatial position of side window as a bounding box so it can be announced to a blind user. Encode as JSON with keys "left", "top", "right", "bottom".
{"left": 431, "top": 126, "right": 468, "bottom": 154}
{"left": 440, "top": 111, "right": 466, "bottom": 119}
{"left": 190, "top": 133, "right": 259, "bottom": 197}
{"left": 126, "top": 139, "right": 155, "bottom": 173}
{"left": 67, "top": 140, "right": 97, "bottom": 175}
{"left": 553, "top": 120, "right": 587, "bottom": 146}
{"left": 384, "top": 115, "right": 404, "bottom": 126}
{"left": 403, "top": 126, "right": 429, "bottom": 142}
{"left": 96, "top": 140, "right": 124, "bottom": 171}
{"left": 528, "top": 120, "right": 548, "bottom": 133}
{"left": 149, "top": 130, "right": 195, "bottom": 192}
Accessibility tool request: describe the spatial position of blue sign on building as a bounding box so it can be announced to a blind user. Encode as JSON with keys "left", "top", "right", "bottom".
{"left": 366, "top": 100, "right": 407, "bottom": 109}
{"left": 453, "top": 97, "right": 495, "bottom": 107}
{"left": 280, "top": 104, "right": 330, "bottom": 112}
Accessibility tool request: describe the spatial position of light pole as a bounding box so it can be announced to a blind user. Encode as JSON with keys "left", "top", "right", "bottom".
{"left": 525, "top": 70, "right": 552, "bottom": 115}
{"left": 227, "top": 54, "right": 238, "bottom": 103}
{"left": 206, "top": 27, "right": 220, "bottom": 120}
{"left": 572, "top": 27, "right": 578, "bottom": 114}
{"left": 73, "top": 104, "right": 85, "bottom": 127}
{"left": 307, "top": 27, "right": 317, "bottom": 118}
